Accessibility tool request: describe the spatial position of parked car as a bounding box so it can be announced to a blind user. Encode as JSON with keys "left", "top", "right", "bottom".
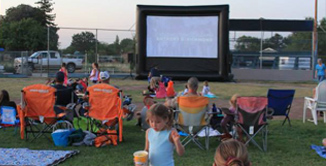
{"left": 99, "top": 56, "right": 114, "bottom": 63}
{"left": 14, "top": 51, "right": 83, "bottom": 73}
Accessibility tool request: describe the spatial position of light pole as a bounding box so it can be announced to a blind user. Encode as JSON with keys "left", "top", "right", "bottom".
{"left": 313, "top": 0, "right": 318, "bottom": 78}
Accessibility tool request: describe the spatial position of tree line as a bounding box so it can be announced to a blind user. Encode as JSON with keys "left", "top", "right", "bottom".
{"left": 235, "top": 17, "right": 326, "bottom": 55}
{"left": 0, "top": 0, "right": 135, "bottom": 57}
{"left": 1, "top": 1, "right": 326, "bottom": 56}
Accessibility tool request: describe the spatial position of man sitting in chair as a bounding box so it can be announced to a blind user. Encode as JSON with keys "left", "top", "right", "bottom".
{"left": 99, "top": 71, "right": 120, "bottom": 90}
{"left": 183, "top": 77, "right": 201, "bottom": 97}
{"left": 164, "top": 77, "right": 200, "bottom": 109}
{"left": 52, "top": 71, "right": 77, "bottom": 117}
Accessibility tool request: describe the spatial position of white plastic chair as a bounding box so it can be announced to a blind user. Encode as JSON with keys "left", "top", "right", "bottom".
{"left": 303, "top": 80, "right": 326, "bottom": 125}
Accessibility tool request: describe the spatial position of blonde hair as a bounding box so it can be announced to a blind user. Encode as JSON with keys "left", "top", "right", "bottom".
{"left": 204, "top": 80, "right": 209, "bottom": 86}
{"left": 146, "top": 104, "right": 173, "bottom": 129}
{"left": 214, "top": 139, "right": 250, "bottom": 166}
{"left": 229, "top": 94, "right": 239, "bottom": 108}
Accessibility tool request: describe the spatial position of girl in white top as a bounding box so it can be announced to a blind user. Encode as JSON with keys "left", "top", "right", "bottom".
{"left": 89, "top": 62, "right": 99, "bottom": 83}
{"left": 202, "top": 80, "right": 211, "bottom": 95}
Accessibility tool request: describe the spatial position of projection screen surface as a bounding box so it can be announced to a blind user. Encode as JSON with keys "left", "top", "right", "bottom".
{"left": 146, "top": 16, "right": 218, "bottom": 58}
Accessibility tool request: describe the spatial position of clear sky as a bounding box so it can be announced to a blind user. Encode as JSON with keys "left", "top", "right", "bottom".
{"left": 1, "top": 0, "right": 325, "bottom": 49}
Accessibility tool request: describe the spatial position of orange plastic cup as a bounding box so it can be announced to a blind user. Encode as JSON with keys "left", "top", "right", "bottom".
{"left": 133, "top": 150, "right": 148, "bottom": 166}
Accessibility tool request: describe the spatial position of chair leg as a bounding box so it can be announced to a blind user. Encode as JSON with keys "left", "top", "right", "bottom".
{"left": 324, "top": 111, "right": 326, "bottom": 123}
{"left": 205, "top": 127, "right": 209, "bottom": 150}
{"left": 282, "top": 118, "right": 286, "bottom": 126}
{"left": 282, "top": 116, "right": 291, "bottom": 127}
{"left": 288, "top": 117, "right": 291, "bottom": 127}
{"left": 263, "top": 125, "right": 268, "bottom": 152}
{"left": 303, "top": 101, "right": 307, "bottom": 123}
{"left": 311, "top": 110, "right": 318, "bottom": 125}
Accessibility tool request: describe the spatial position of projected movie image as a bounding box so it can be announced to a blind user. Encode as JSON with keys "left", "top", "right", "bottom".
{"left": 146, "top": 16, "right": 218, "bottom": 58}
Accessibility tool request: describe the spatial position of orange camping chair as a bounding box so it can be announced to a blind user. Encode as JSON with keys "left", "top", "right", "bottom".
{"left": 19, "top": 84, "right": 71, "bottom": 142}
{"left": 86, "top": 84, "right": 124, "bottom": 142}
{"left": 175, "top": 96, "right": 210, "bottom": 150}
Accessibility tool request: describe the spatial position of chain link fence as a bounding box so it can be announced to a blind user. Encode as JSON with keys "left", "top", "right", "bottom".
{"left": 0, "top": 30, "right": 316, "bottom": 77}
{"left": 229, "top": 31, "right": 313, "bottom": 70}
{"left": 0, "top": 50, "right": 129, "bottom": 77}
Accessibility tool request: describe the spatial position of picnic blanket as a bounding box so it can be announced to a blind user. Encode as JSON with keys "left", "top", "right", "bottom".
{"left": 178, "top": 127, "right": 222, "bottom": 137}
{"left": 311, "top": 144, "right": 326, "bottom": 159}
{"left": 0, "top": 148, "right": 79, "bottom": 166}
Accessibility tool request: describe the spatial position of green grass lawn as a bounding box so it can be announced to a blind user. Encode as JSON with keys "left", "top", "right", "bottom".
{"left": 0, "top": 120, "right": 325, "bottom": 166}
{"left": 0, "top": 78, "right": 316, "bottom": 103}
{"left": 0, "top": 78, "right": 323, "bottom": 165}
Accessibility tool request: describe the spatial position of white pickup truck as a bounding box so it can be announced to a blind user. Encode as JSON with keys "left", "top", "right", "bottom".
{"left": 14, "top": 51, "right": 83, "bottom": 73}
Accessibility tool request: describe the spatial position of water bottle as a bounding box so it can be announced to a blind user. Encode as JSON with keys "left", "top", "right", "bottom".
{"left": 212, "top": 103, "right": 217, "bottom": 113}
{"left": 212, "top": 103, "right": 219, "bottom": 118}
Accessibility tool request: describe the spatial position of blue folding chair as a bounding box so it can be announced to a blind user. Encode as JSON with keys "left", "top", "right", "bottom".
{"left": 267, "top": 89, "right": 295, "bottom": 126}
{"left": 0, "top": 106, "right": 20, "bottom": 133}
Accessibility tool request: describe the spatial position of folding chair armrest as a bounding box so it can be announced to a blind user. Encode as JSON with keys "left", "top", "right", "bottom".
{"left": 204, "top": 112, "right": 213, "bottom": 123}
{"left": 220, "top": 107, "right": 236, "bottom": 116}
{"left": 57, "top": 113, "right": 66, "bottom": 118}
{"left": 304, "top": 97, "right": 316, "bottom": 102}
{"left": 267, "top": 108, "right": 274, "bottom": 117}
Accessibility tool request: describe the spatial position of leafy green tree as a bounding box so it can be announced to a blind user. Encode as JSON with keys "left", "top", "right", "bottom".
{"left": 5, "top": 4, "right": 46, "bottom": 26}
{"left": 234, "top": 36, "right": 261, "bottom": 51}
{"left": 317, "top": 18, "right": 326, "bottom": 56}
{"left": 120, "top": 38, "right": 134, "bottom": 53}
{"left": 61, "top": 45, "right": 76, "bottom": 54}
{"left": 283, "top": 18, "right": 313, "bottom": 52}
{"left": 0, "top": 3, "right": 59, "bottom": 51}
{"left": 35, "top": 0, "right": 56, "bottom": 26}
{"left": 113, "top": 35, "right": 121, "bottom": 54}
{"left": 0, "top": 18, "right": 45, "bottom": 51}
{"left": 70, "top": 31, "right": 97, "bottom": 54}
{"left": 284, "top": 32, "right": 312, "bottom": 52}
{"left": 35, "top": 0, "right": 58, "bottom": 50}
{"left": 263, "top": 33, "right": 286, "bottom": 51}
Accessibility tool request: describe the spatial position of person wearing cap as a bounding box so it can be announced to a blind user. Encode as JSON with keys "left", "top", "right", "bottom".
{"left": 99, "top": 71, "right": 121, "bottom": 90}
{"left": 99, "top": 71, "right": 110, "bottom": 84}
{"left": 52, "top": 71, "right": 77, "bottom": 115}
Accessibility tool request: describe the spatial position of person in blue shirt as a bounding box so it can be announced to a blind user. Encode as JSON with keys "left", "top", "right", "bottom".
{"left": 315, "top": 58, "right": 326, "bottom": 82}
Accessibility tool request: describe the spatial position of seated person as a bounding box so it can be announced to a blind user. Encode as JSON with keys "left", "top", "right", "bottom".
{"left": 183, "top": 77, "right": 201, "bottom": 97}
{"left": 0, "top": 90, "right": 18, "bottom": 121}
{"left": 136, "top": 95, "right": 154, "bottom": 130}
{"left": 164, "top": 77, "right": 200, "bottom": 109}
{"left": 183, "top": 84, "right": 188, "bottom": 95}
{"left": 155, "top": 81, "right": 167, "bottom": 99}
{"left": 0, "top": 90, "right": 17, "bottom": 110}
{"left": 220, "top": 94, "right": 239, "bottom": 140}
{"left": 201, "top": 80, "right": 214, "bottom": 96}
{"left": 148, "top": 66, "right": 160, "bottom": 83}
{"left": 148, "top": 76, "right": 160, "bottom": 93}
{"left": 52, "top": 71, "right": 78, "bottom": 117}
{"left": 166, "top": 80, "right": 176, "bottom": 98}
{"left": 76, "top": 77, "right": 88, "bottom": 93}
{"left": 67, "top": 78, "right": 79, "bottom": 91}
